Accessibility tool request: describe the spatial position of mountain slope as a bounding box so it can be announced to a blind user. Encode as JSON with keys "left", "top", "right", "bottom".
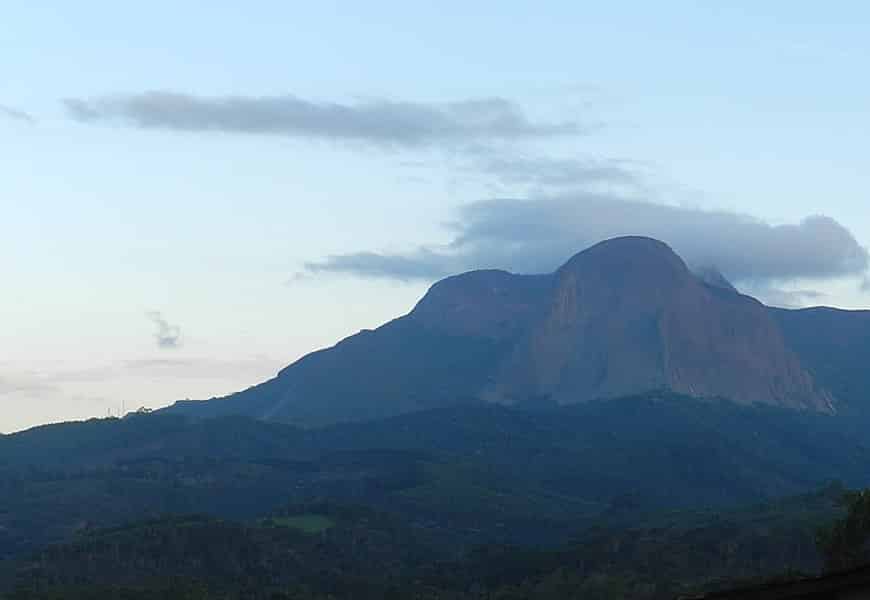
{"left": 773, "top": 306, "right": 870, "bottom": 411}
{"left": 5, "top": 395, "right": 870, "bottom": 561}
{"left": 167, "top": 237, "right": 836, "bottom": 426}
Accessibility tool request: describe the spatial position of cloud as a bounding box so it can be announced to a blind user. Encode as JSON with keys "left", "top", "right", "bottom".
{"left": 305, "top": 249, "right": 455, "bottom": 282}
{"left": 739, "top": 285, "right": 826, "bottom": 309}
{"left": 0, "top": 104, "right": 35, "bottom": 124}
{"left": 145, "top": 311, "right": 182, "bottom": 349}
{"left": 0, "top": 374, "right": 58, "bottom": 397}
{"left": 303, "top": 195, "right": 869, "bottom": 292}
{"left": 2, "top": 357, "right": 283, "bottom": 388}
{"left": 63, "top": 92, "right": 582, "bottom": 147}
{"left": 474, "top": 156, "right": 641, "bottom": 190}
{"left": 0, "top": 356, "right": 285, "bottom": 433}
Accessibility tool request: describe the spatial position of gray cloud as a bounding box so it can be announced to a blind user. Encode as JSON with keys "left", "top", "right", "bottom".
{"left": 474, "top": 156, "right": 641, "bottom": 189}
{"left": 739, "top": 285, "right": 826, "bottom": 309}
{"left": 63, "top": 92, "right": 582, "bottom": 147}
{"left": 305, "top": 249, "right": 453, "bottom": 282}
{"left": 0, "top": 104, "right": 35, "bottom": 124}
{"left": 145, "top": 311, "right": 182, "bottom": 349}
{"left": 303, "top": 195, "right": 869, "bottom": 295}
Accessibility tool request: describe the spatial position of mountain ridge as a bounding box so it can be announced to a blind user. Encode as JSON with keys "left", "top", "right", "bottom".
{"left": 167, "top": 236, "right": 850, "bottom": 426}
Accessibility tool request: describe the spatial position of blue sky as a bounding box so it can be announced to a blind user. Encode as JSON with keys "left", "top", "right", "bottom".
{"left": 2, "top": 2, "right": 869, "bottom": 432}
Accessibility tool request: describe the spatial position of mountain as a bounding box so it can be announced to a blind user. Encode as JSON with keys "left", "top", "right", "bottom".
{"left": 772, "top": 306, "right": 870, "bottom": 411}
{"left": 168, "top": 236, "right": 841, "bottom": 426}
{"left": 479, "top": 237, "right": 829, "bottom": 410}
{"left": 6, "top": 236, "right": 870, "bottom": 598}
{"left": 694, "top": 265, "right": 739, "bottom": 293}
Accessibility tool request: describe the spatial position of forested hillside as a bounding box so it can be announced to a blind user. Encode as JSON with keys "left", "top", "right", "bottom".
{"left": 3, "top": 394, "right": 870, "bottom": 597}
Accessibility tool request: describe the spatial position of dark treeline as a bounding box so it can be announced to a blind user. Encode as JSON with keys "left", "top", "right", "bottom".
{"left": 0, "top": 485, "right": 861, "bottom": 599}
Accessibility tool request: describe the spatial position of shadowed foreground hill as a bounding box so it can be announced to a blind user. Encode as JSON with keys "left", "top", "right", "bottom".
{"left": 168, "top": 237, "right": 841, "bottom": 427}
{"left": 0, "top": 484, "right": 852, "bottom": 600}
{"left": 4, "top": 395, "right": 870, "bottom": 561}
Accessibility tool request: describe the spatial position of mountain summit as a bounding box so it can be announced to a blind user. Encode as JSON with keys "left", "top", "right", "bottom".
{"left": 484, "top": 237, "right": 832, "bottom": 410}
{"left": 168, "top": 236, "right": 836, "bottom": 425}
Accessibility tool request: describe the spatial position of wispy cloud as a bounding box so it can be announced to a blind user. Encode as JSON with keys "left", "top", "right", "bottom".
{"left": 63, "top": 92, "right": 583, "bottom": 147}
{"left": 0, "top": 374, "right": 58, "bottom": 397}
{"left": 60, "top": 89, "right": 869, "bottom": 309}
{"left": 0, "top": 104, "right": 35, "bottom": 124}
{"left": 473, "top": 155, "right": 641, "bottom": 190}
{"left": 305, "top": 249, "right": 455, "bottom": 282}
{"left": 0, "top": 356, "right": 285, "bottom": 433}
{"left": 739, "top": 285, "right": 826, "bottom": 309}
{"left": 145, "top": 311, "right": 182, "bottom": 349}
{"left": 303, "top": 195, "right": 869, "bottom": 296}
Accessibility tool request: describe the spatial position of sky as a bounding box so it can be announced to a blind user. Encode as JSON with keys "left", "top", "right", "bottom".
{"left": 2, "top": 2, "right": 870, "bottom": 432}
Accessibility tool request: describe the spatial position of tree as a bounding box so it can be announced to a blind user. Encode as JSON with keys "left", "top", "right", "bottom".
{"left": 817, "top": 489, "right": 870, "bottom": 571}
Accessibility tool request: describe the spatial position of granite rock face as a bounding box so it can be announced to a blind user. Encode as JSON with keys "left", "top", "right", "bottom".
{"left": 482, "top": 237, "right": 833, "bottom": 412}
